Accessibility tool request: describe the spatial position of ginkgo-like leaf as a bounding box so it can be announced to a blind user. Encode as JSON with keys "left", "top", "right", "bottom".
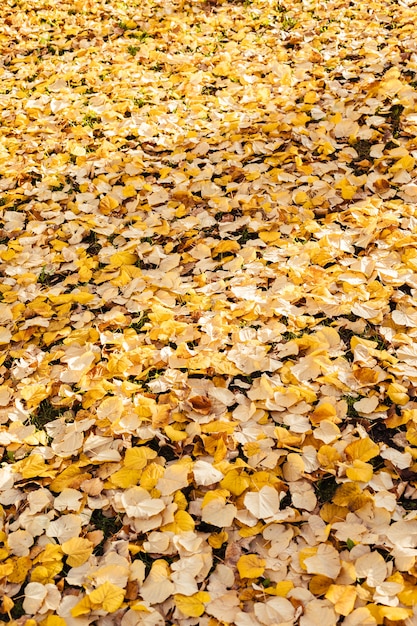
{"left": 237, "top": 554, "right": 266, "bottom": 579}
{"left": 174, "top": 592, "right": 210, "bottom": 617}
{"left": 243, "top": 485, "right": 280, "bottom": 519}
{"left": 345, "top": 438, "right": 380, "bottom": 462}
{"left": 140, "top": 560, "right": 175, "bottom": 604}
{"left": 304, "top": 544, "right": 341, "bottom": 579}
{"left": 61, "top": 537, "right": 94, "bottom": 568}
{"left": 71, "top": 582, "right": 125, "bottom": 616}
{"left": 2, "top": 0, "right": 417, "bottom": 620}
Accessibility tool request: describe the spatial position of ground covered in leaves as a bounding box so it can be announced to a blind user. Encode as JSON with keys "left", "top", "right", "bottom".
{"left": 1, "top": 0, "right": 417, "bottom": 624}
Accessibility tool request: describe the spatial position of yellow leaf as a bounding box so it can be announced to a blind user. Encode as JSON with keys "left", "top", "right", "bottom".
{"left": 311, "top": 402, "right": 337, "bottom": 425}
{"left": 30, "top": 565, "right": 56, "bottom": 584}
{"left": 294, "top": 191, "right": 309, "bottom": 205}
{"left": 259, "top": 231, "right": 281, "bottom": 244}
{"left": 34, "top": 544, "right": 64, "bottom": 565}
{"left": 304, "top": 91, "right": 317, "bottom": 104}
{"left": 164, "top": 424, "right": 187, "bottom": 442}
{"left": 122, "top": 184, "right": 137, "bottom": 198}
{"left": 49, "top": 466, "right": 91, "bottom": 492}
{"left": 78, "top": 265, "right": 92, "bottom": 282}
{"left": 238, "top": 521, "right": 264, "bottom": 539}
{"left": 12, "top": 454, "right": 55, "bottom": 479}
{"left": 337, "top": 178, "right": 357, "bottom": 200}
{"left": 333, "top": 483, "right": 371, "bottom": 510}
{"left": 20, "top": 384, "right": 50, "bottom": 409}
{"left": 346, "top": 460, "right": 373, "bottom": 482}
{"left": 40, "top": 616, "right": 67, "bottom": 626}
{"left": 345, "top": 438, "right": 379, "bottom": 462}
{"left": 106, "top": 468, "right": 142, "bottom": 489}
{"left": 8, "top": 556, "right": 32, "bottom": 583}
{"left": 398, "top": 585, "right": 417, "bottom": 606}
{"left": 212, "top": 240, "right": 240, "bottom": 256}
{"left": 140, "top": 463, "right": 165, "bottom": 490}
{"left": 317, "top": 444, "right": 340, "bottom": 469}
{"left": 175, "top": 592, "right": 211, "bottom": 617}
{"left": 370, "top": 605, "right": 412, "bottom": 621}
{"left": 309, "top": 575, "right": 333, "bottom": 596}
{"left": 109, "top": 251, "right": 137, "bottom": 267}
{"left": 0, "top": 561, "right": 13, "bottom": 578}
{"left": 387, "top": 383, "right": 409, "bottom": 405}
{"left": 99, "top": 195, "right": 119, "bottom": 214}
{"left": 1, "top": 596, "right": 14, "bottom": 615}
{"left": 220, "top": 470, "right": 250, "bottom": 496}
{"left": 31, "top": 543, "right": 64, "bottom": 583}
{"left": 299, "top": 547, "right": 318, "bottom": 571}
{"left": 208, "top": 531, "right": 228, "bottom": 549}
{"left": 89, "top": 582, "right": 125, "bottom": 613}
{"left": 62, "top": 537, "right": 93, "bottom": 568}
{"left": 320, "top": 503, "right": 348, "bottom": 524}
{"left": 325, "top": 584, "right": 357, "bottom": 616}
{"left": 269, "top": 581, "right": 294, "bottom": 597}
{"left": 390, "top": 154, "right": 415, "bottom": 172}
{"left": 161, "top": 510, "right": 195, "bottom": 533}
{"left": 71, "top": 596, "right": 92, "bottom": 618}
{"left": 202, "top": 489, "right": 229, "bottom": 508}
{"left": 237, "top": 554, "right": 266, "bottom": 579}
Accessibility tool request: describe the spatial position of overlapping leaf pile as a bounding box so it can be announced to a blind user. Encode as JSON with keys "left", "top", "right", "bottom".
{"left": 2, "top": 0, "right": 417, "bottom": 623}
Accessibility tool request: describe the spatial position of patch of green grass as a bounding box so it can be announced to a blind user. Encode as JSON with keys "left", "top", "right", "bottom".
{"left": 128, "top": 31, "right": 151, "bottom": 41}
{"left": 282, "top": 15, "right": 297, "bottom": 30}
{"left": 133, "top": 97, "right": 146, "bottom": 108}
{"left": 38, "top": 266, "right": 52, "bottom": 285}
{"left": 343, "top": 394, "right": 361, "bottom": 419}
{"left": 346, "top": 538, "right": 355, "bottom": 551}
{"left": 127, "top": 45, "right": 139, "bottom": 56}
{"left": 387, "top": 104, "right": 404, "bottom": 138}
{"left": 90, "top": 510, "right": 123, "bottom": 555}
{"left": 82, "top": 113, "right": 100, "bottom": 128}
{"left": 130, "top": 312, "right": 150, "bottom": 332}
{"left": 31, "top": 400, "right": 64, "bottom": 430}
{"left": 316, "top": 475, "right": 338, "bottom": 504}
{"left": 275, "top": 2, "right": 287, "bottom": 12}
{"left": 10, "top": 598, "right": 25, "bottom": 620}
{"left": 237, "top": 228, "right": 258, "bottom": 244}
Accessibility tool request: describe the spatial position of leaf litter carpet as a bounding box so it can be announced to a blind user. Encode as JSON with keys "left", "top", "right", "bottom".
{"left": 1, "top": 0, "right": 417, "bottom": 624}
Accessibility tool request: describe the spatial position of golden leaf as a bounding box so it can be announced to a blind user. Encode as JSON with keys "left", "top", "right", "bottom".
{"left": 325, "top": 584, "right": 357, "bottom": 616}
{"left": 99, "top": 195, "right": 119, "bottom": 214}
{"left": 40, "top": 616, "right": 67, "bottom": 626}
{"left": 109, "top": 251, "right": 137, "bottom": 267}
{"left": 106, "top": 468, "right": 142, "bottom": 489}
{"left": 220, "top": 470, "right": 251, "bottom": 496}
{"left": 346, "top": 460, "right": 373, "bottom": 483}
{"left": 61, "top": 537, "right": 94, "bottom": 568}
{"left": 12, "top": 454, "right": 55, "bottom": 479}
{"left": 7, "top": 556, "right": 32, "bottom": 584}
{"left": 309, "top": 575, "right": 333, "bottom": 597}
{"left": 237, "top": 554, "right": 266, "bottom": 579}
{"left": 72, "top": 582, "right": 125, "bottom": 616}
{"left": 345, "top": 438, "right": 379, "bottom": 462}
{"left": 49, "top": 466, "right": 92, "bottom": 492}
{"left": 161, "top": 510, "right": 195, "bottom": 533}
{"left": 175, "top": 592, "right": 211, "bottom": 617}
{"left": 333, "top": 483, "right": 371, "bottom": 510}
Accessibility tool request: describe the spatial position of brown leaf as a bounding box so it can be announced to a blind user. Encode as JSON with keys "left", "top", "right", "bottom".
{"left": 189, "top": 395, "right": 212, "bottom": 415}
{"left": 125, "top": 580, "right": 139, "bottom": 601}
